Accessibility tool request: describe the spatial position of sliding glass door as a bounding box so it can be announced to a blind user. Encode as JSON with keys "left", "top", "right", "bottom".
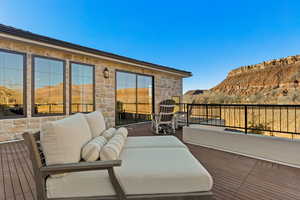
{"left": 116, "top": 71, "right": 153, "bottom": 125}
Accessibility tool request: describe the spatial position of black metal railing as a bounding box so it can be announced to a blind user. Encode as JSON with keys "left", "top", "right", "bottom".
{"left": 34, "top": 103, "right": 94, "bottom": 114}
{"left": 116, "top": 102, "right": 153, "bottom": 125}
{"left": 35, "top": 103, "right": 64, "bottom": 114}
{"left": 71, "top": 103, "right": 94, "bottom": 113}
{"left": 183, "top": 103, "right": 300, "bottom": 139}
{"left": 0, "top": 103, "right": 24, "bottom": 117}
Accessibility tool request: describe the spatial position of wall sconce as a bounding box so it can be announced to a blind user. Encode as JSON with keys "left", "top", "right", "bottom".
{"left": 103, "top": 67, "right": 109, "bottom": 79}
{"left": 294, "top": 80, "right": 299, "bottom": 89}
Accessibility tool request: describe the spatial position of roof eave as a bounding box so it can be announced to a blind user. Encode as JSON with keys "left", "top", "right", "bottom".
{"left": 0, "top": 24, "right": 192, "bottom": 78}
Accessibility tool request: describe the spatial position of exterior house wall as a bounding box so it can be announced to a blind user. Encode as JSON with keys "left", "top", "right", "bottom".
{"left": 0, "top": 38, "right": 183, "bottom": 141}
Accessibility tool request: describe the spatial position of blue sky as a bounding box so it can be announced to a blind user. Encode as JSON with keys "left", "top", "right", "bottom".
{"left": 1, "top": 0, "right": 300, "bottom": 93}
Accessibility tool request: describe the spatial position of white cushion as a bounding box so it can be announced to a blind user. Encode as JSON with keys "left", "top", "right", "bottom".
{"left": 100, "top": 134, "right": 125, "bottom": 160}
{"left": 85, "top": 111, "right": 106, "bottom": 138}
{"left": 118, "top": 148, "right": 213, "bottom": 194}
{"left": 46, "top": 147, "right": 213, "bottom": 198}
{"left": 82, "top": 136, "right": 107, "bottom": 162}
{"left": 41, "top": 113, "right": 92, "bottom": 166}
{"left": 102, "top": 128, "right": 116, "bottom": 140}
{"left": 125, "top": 136, "right": 187, "bottom": 149}
{"left": 115, "top": 127, "right": 128, "bottom": 139}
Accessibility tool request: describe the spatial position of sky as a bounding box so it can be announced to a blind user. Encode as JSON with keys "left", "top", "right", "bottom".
{"left": 1, "top": 0, "right": 300, "bottom": 93}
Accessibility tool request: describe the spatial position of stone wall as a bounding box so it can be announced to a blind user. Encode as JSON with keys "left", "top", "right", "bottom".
{"left": 0, "top": 37, "right": 183, "bottom": 142}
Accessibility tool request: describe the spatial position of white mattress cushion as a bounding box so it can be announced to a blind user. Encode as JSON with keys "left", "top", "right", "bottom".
{"left": 41, "top": 113, "right": 92, "bottom": 166}
{"left": 117, "top": 148, "right": 213, "bottom": 194}
{"left": 100, "top": 134, "right": 125, "bottom": 160}
{"left": 125, "top": 136, "right": 187, "bottom": 149}
{"left": 82, "top": 136, "right": 107, "bottom": 162}
{"left": 102, "top": 128, "right": 117, "bottom": 140}
{"left": 85, "top": 111, "right": 106, "bottom": 138}
{"left": 46, "top": 148, "right": 213, "bottom": 198}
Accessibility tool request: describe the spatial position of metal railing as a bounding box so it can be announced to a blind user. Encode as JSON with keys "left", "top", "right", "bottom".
{"left": 116, "top": 102, "right": 153, "bottom": 125}
{"left": 35, "top": 103, "right": 94, "bottom": 114}
{"left": 183, "top": 103, "right": 300, "bottom": 139}
{"left": 0, "top": 104, "right": 24, "bottom": 116}
{"left": 71, "top": 103, "right": 94, "bottom": 113}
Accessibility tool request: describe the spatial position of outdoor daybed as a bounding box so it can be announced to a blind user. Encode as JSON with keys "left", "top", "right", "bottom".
{"left": 23, "top": 111, "right": 213, "bottom": 200}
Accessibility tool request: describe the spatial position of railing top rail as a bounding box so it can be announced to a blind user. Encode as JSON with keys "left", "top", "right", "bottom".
{"left": 184, "top": 103, "right": 300, "bottom": 107}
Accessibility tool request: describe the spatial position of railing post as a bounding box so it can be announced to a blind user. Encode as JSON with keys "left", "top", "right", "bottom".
{"left": 187, "top": 104, "right": 190, "bottom": 127}
{"left": 244, "top": 105, "right": 248, "bottom": 134}
{"left": 206, "top": 104, "right": 209, "bottom": 123}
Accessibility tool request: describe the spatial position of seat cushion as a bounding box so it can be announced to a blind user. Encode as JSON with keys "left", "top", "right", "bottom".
{"left": 47, "top": 170, "right": 115, "bottom": 198}
{"left": 117, "top": 148, "right": 213, "bottom": 194}
{"left": 41, "top": 113, "right": 92, "bottom": 166}
{"left": 46, "top": 148, "right": 213, "bottom": 198}
{"left": 124, "top": 136, "right": 188, "bottom": 149}
{"left": 85, "top": 111, "right": 106, "bottom": 138}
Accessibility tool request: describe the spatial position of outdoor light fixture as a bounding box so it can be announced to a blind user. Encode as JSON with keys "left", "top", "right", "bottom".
{"left": 103, "top": 67, "right": 109, "bottom": 79}
{"left": 294, "top": 80, "right": 299, "bottom": 89}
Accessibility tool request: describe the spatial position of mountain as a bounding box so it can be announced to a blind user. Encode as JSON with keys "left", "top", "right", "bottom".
{"left": 185, "top": 54, "right": 300, "bottom": 104}
{"left": 0, "top": 86, "right": 22, "bottom": 104}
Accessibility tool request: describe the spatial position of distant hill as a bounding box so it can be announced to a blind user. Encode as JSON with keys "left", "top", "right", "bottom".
{"left": 0, "top": 86, "right": 22, "bottom": 104}
{"left": 183, "top": 90, "right": 207, "bottom": 103}
{"left": 184, "top": 54, "right": 300, "bottom": 104}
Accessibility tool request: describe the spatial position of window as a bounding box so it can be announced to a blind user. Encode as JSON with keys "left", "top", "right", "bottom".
{"left": 116, "top": 71, "right": 154, "bottom": 125}
{"left": 0, "top": 49, "right": 26, "bottom": 118}
{"left": 32, "top": 56, "right": 65, "bottom": 116}
{"left": 70, "top": 62, "right": 95, "bottom": 113}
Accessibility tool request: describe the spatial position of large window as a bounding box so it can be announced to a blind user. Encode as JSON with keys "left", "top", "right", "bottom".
{"left": 0, "top": 49, "right": 25, "bottom": 118}
{"left": 70, "top": 62, "right": 95, "bottom": 113}
{"left": 33, "top": 56, "right": 65, "bottom": 116}
{"left": 116, "top": 71, "right": 153, "bottom": 125}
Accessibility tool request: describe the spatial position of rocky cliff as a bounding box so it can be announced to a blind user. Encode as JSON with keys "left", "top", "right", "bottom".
{"left": 185, "top": 54, "right": 300, "bottom": 104}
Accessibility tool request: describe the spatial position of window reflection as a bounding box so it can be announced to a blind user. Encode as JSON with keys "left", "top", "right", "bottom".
{"left": 116, "top": 71, "right": 153, "bottom": 125}
{"left": 0, "top": 50, "right": 25, "bottom": 118}
{"left": 137, "top": 75, "right": 153, "bottom": 121}
{"left": 70, "top": 63, "right": 94, "bottom": 113}
{"left": 33, "top": 57, "right": 65, "bottom": 115}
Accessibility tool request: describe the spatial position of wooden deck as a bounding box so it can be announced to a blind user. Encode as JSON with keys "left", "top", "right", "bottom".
{"left": 1, "top": 123, "right": 300, "bottom": 200}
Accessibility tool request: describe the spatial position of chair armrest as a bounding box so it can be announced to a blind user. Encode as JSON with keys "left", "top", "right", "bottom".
{"left": 40, "top": 160, "right": 122, "bottom": 176}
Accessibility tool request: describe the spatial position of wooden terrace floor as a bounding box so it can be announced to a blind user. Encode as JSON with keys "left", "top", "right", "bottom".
{"left": 1, "top": 123, "right": 300, "bottom": 200}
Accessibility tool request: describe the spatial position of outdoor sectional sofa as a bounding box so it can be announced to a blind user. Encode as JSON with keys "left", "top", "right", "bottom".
{"left": 23, "top": 111, "right": 213, "bottom": 200}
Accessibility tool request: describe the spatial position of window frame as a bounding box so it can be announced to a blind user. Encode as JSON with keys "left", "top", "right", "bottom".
{"left": 69, "top": 61, "right": 96, "bottom": 114}
{"left": 115, "top": 69, "right": 155, "bottom": 125}
{"left": 31, "top": 55, "right": 66, "bottom": 117}
{"left": 0, "top": 48, "right": 27, "bottom": 119}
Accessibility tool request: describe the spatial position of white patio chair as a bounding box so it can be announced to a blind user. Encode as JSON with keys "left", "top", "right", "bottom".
{"left": 152, "top": 99, "right": 176, "bottom": 134}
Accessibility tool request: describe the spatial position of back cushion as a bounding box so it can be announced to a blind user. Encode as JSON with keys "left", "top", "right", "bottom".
{"left": 41, "top": 113, "right": 92, "bottom": 166}
{"left": 85, "top": 111, "right": 106, "bottom": 138}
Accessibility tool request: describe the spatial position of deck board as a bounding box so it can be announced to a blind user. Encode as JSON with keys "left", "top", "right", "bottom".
{"left": 0, "top": 123, "right": 299, "bottom": 200}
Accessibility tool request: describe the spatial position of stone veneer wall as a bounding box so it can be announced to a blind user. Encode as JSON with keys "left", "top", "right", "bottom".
{"left": 0, "top": 38, "right": 183, "bottom": 142}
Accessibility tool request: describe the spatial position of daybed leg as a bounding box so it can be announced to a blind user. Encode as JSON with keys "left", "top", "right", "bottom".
{"left": 107, "top": 168, "right": 126, "bottom": 200}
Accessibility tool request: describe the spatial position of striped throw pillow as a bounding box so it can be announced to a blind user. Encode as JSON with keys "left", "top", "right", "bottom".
{"left": 115, "top": 127, "right": 128, "bottom": 139}
{"left": 81, "top": 136, "right": 107, "bottom": 162}
{"left": 102, "top": 128, "right": 117, "bottom": 140}
{"left": 100, "top": 134, "right": 125, "bottom": 160}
